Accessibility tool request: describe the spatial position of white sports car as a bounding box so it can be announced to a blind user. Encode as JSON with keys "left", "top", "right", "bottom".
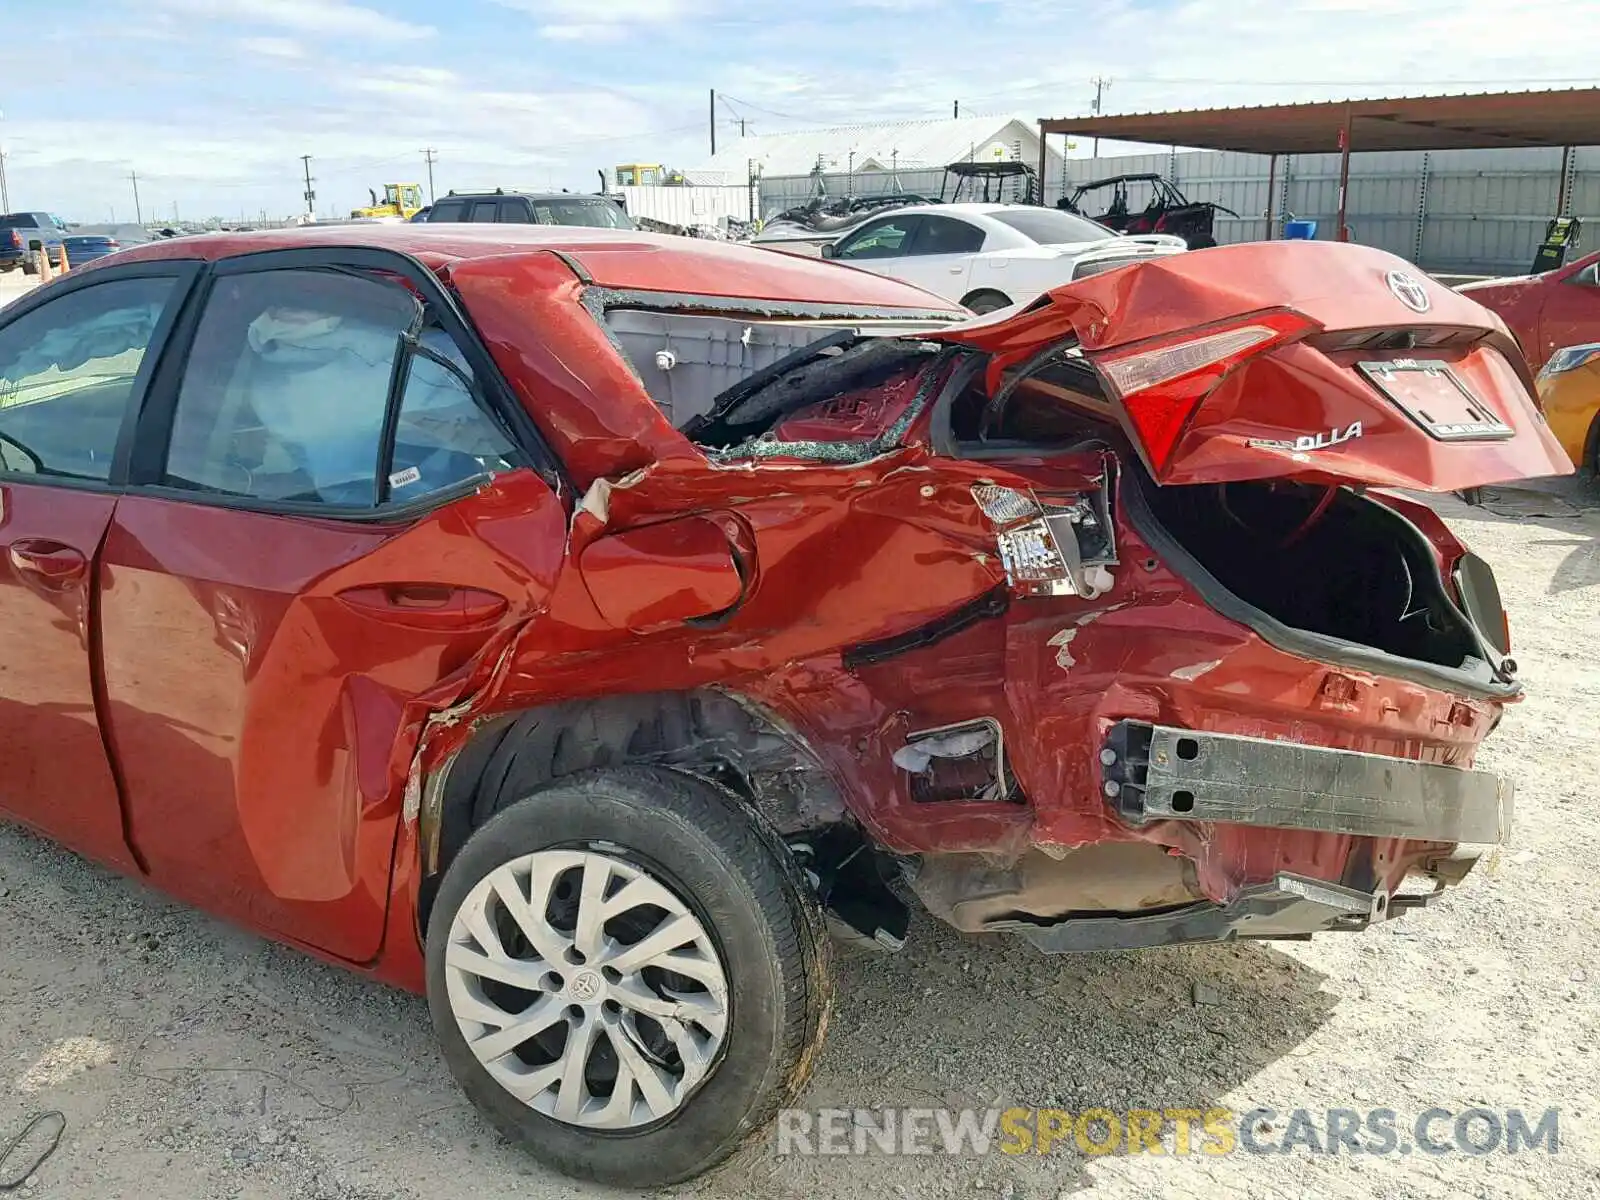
{"left": 820, "top": 202, "right": 1188, "bottom": 313}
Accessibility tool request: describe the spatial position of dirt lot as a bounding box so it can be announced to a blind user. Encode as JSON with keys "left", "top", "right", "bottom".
{"left": 0, "top": 274, "right": 40, "bottom": 305}
{"left": 2, "top": 479, "right": 1598, "bottom": 1200}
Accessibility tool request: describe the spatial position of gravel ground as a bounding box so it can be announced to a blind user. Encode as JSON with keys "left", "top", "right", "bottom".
{"left": 1, "top": 477, "right": 1598, "bottom": 1200}
{"left": 0, "top": 274, "right": 40, "bottom": 306}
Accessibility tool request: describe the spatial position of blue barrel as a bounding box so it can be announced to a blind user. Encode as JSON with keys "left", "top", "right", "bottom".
{"left": 1283, "top": 219, "right": 1318, "bottom": 240}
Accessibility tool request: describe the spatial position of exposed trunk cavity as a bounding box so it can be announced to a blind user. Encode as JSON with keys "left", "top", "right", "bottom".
{"left": 1132, "top": 473, "right": 1500, "bottom": 682}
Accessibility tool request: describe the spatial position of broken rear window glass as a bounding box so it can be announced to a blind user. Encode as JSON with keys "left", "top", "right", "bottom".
{"left": 600, "top": 308, "right": 951, "bottom": 431}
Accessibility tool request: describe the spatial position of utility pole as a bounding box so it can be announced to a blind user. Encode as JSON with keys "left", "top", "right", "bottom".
{"left": 421, "top": 147, "right": 437, "bottom": 202}
{"left": 300, "top": 154, "right": 315, "bottom": 216}
{"left": 1090, "top": 77, "right": 1112, "bottom": 158}
{"left": 129, "top": 170, "right": 143, "bottom": 224}
{"left": 0, "top": 107, "right": 9, "bottom": 212}
{"left": 709, "top": 89, "right": 716, "bottom": 157}
{"left": 953, "top": 100, "right": 959, "bottom": 119}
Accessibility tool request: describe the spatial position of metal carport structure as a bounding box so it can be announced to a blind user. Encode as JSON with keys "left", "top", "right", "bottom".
{"left": 1037, "top": 88, "right": 1600, "bottom": 242}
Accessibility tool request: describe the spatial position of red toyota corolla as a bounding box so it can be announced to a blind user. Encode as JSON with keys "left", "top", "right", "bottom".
{"left": 0, "top": 226, "right": 1568, "bottom": 1186}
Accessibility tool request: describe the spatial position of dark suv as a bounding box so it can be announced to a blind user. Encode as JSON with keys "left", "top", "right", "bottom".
{"left": 425, "top": 190, "right": 633, "bottom": 230}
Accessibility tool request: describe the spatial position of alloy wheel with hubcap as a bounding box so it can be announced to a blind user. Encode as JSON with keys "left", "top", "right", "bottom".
{"left": 443, "top": 847, "right": 730, "bottom": 1129}
{"left": 424, "top": 766, "right": 832, "bottom": 1187}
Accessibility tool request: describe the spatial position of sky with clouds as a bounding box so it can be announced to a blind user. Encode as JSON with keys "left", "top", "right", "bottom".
{"left": 2, "top": 0, "right": 1596, "bottom": 223}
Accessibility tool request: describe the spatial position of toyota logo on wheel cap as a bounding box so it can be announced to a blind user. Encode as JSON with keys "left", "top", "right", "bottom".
{"left": 1385, "top": 269, "right": 1431, "bottom": 313}
{"left": 568, "top": 970, "right": 603, "bottom": 1001}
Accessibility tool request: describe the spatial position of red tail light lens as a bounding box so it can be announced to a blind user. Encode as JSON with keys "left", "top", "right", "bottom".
{"left": 1089, "top": 311, "right": 1317, "bottom": 469}
{"left": 8, "top": 230, "right": 20, "bottom": 250}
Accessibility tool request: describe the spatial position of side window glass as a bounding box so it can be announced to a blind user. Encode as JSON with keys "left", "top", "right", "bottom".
{"left": 163, "top": 269, "right": 416, "bottom": 506}
{"left": 384, "top": 329, "right": 518, "bottom": 504}
{"left": 470, "top": 201, "right": 499, "bottom": 223}
{"left": 0, "top": 277, "right": 175, "bottom": 481}
{"left": 430, "top": 200, "right": 465, "bottom": 222}
{"left": 498, "top": 199, "right": 528, "bottom": 223}
{"left": 835, "top": 218, "right": 917, "bottom": 260}
{"left": 914, "top": 216, "right": 985, "bottom": 256}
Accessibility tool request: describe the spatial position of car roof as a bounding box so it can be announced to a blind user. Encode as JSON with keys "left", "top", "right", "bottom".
{"left": 102, "top": 223, "right": 966, "bottom": 311}
{"left": 442, "top": 191, "right": 615, "bottom": 202}
{"left": 867, "top": 203, "right": 1019, "bottom": 219}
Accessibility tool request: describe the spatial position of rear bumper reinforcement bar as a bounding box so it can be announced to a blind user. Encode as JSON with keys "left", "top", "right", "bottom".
{"left": 1002, "top": 872, "right": 1395, "bottom": 953}
{"left": 1102, "top": 721, "right": 1513, "bottom": 844}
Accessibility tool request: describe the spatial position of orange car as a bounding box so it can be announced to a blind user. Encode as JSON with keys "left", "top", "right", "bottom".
{"left": 1536, "top": 343, "right": 1600, "bottom": 471}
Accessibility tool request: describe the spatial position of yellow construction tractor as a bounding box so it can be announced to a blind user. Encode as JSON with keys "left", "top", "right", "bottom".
{"left": 613, "top": 164, "right": 687, "bottom": 187}
{"left": 351, "top": 183, "right": 425, "bottom": 220}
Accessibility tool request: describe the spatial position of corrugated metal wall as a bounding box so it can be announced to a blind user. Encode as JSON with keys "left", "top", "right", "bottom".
{"left": 759, "top": 146, "right": 1599, "bottom": 276}
{"left": 757, "top": 168, "right": 949, "bottom": 215}
{"left": 1054, "top": 146, "right": 1596, "bottom": 276}
{"left": 618, "top": 184, "right": 753, "bottom": 227}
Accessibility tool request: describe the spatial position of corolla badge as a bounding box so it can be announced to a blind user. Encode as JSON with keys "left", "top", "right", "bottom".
{"left": 1385, "top": 269, "right": 1431, "bottom": 313}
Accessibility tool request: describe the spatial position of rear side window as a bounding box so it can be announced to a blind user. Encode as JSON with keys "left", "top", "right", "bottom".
{"left": 429, "top": 199, "right": 466, "bottom": 222}
{"left": 161, "top": 269, "right": 517, "bottom": 507}
{"left": 470, "top": 201, "right": 499, "bottom": 223}
{"left": 0, "top": 277, "right": 175, "bottom": 480}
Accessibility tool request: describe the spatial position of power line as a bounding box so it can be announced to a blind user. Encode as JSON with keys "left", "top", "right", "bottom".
{"left": 721, "top": 74, "right": 1599, "bottom": 134}
{"left": 716, "top": 93, "right": 813, "bottom": 124}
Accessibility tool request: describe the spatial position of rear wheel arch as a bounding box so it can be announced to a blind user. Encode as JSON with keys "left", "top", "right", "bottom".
{"left": 417, "top": 689, "right": 849, "bottom": 930}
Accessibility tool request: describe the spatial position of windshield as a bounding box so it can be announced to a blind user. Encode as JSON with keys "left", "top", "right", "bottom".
{"left": 532, "top": 199, "right": 632, "bottom": 229}
{"left": 990, "top": 208, "right": 1115, "bottom": 245}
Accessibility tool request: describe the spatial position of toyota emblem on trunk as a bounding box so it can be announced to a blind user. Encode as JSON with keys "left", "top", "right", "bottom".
{"left": 1385, "top": 269, "right": 1431, "bottom": 313}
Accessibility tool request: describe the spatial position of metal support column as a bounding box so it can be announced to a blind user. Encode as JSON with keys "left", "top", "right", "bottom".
{"left": 1336, "top": 105, "right": 1353, "bottom": 242}
{"left": 1556, "top": 145, "right": 1575, "bottom": 216}
{"left": 1265, "top": 154, "right": 1278, "bottom": 240}
{"left": 1036, "top": 126, "right": 1049, "bottom": 205}
{"left": 1413, "top": 151, "right": 1430, "bottom": 264}
{"left": 1280, "top": 156, "right": 1293, "bottom": 232}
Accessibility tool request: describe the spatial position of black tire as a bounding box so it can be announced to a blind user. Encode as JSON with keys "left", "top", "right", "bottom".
{"left": 21, "top": 260, "right": 37, "bottom": 277}
{"left": 962, "top": 288, "right": 1013, "bottom": 315}
{"left": 425, "top": 765, "right": 832, "bottom": 1187}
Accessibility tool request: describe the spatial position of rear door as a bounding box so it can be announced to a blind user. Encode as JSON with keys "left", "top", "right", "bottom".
{"left": 0, "top": 262, "right": 198, "bottom": 869}
{"left": 932, "top": 240, "right": 1572, "bottom": 492}
{"left": 99, "top": 248, "right": 567, "bottom": 961}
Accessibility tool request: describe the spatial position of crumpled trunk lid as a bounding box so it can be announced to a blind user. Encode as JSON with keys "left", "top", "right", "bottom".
{"left": 929, "top": 241, "right": 1573, "bottom": 491}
